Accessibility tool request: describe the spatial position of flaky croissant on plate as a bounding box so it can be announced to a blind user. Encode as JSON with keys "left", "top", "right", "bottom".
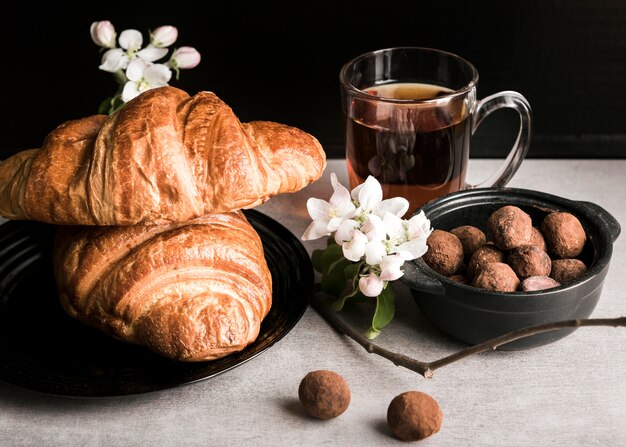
{"left": 53, "top": 211, "right": 272, "bottom": 362}
{"left": 0, "top": 86, "right": 326, "bottom": 225}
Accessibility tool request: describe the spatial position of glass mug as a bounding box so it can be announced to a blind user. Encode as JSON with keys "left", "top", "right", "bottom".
{"left": 339, "top": 47, "right": 532, "bottom": 212}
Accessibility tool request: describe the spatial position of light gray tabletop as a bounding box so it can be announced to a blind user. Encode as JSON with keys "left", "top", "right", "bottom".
{"left": 1, "top": 158, "right": 625, "bottom": 446}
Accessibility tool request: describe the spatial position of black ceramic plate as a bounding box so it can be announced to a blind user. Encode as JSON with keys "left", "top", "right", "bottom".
{"left": 0, "top": 210, "right": 312, "bottom": 397}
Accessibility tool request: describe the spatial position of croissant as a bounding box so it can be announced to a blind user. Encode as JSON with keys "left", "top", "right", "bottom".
{"left": 52, "top": 210, "right": 272, "bottom": 362}
{"left": 0, "top": 86, "right": 326, "bottom": 225}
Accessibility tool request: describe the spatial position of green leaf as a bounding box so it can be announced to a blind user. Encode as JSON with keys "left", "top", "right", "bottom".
{"left": 319, "top": 244, "right": 344, "bottom": 274}
{"left": 98, "top": 97, "right": 113, "bottom": 115}
{"left": 311, "top": 249, "right": 325, "bottom": 273}
{"left": 365, "top": 284, "right": 396, "bottom": 339}
{"left": 343, "top": 262, "right": 362, "bottom": 280}
{"left": 321, "top": 257, "right": 352, "bottom": 298}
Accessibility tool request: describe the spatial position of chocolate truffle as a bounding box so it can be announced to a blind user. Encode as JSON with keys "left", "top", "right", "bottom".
{"left": 422, "top": 230, "right": 464, "bottom": 276}
{"left": 450, "top": 225, "right": 487, "bottom": 258}
{"left": 508, "top": 245, "right": 552, "bottom": 279}
{"left": 387, "top": 391, "right": 443, "bottom": 441}
{"left": 530, "top": 226, "right": 548, "bottom": 252}
{"left": 541, "top": 212, "right": 587, "bottom": 258}
{"left": 521, "top": 275, "right": 561, "bottom": 292}
{"left": 472, "top": 262, "right": 520, "bottom": 292}
{"left": 448, "top": 274, "right": 469, "bottom": 285}
{"left": 487, "top": 205, "right": 533, "bottom": 250}
{"left": 298, "top": 370, "right": 351, "bottom": 419}
{"left": 467, "top": 244, "right": 505, "bottom": 278}
{"left": 550, "top": 259, "right": 588, "bottom": 285}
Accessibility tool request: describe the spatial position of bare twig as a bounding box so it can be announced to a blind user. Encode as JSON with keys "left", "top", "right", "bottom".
{"left": 309, "top": 291, "right": 626, "bottom": 379}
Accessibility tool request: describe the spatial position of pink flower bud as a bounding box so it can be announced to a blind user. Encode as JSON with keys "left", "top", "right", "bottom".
{"left": 359, "top": 273, "right": 384, "bottom": 297}
{"left": 169, "top": 46, "right": 201, "bottom": 69}
{"left": 90, "top": 21, "right": 117, "bottom": 49}
{"left": 151, "top": 26, "right": 178, "bottom": 48}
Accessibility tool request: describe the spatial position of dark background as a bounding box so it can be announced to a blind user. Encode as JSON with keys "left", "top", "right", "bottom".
{"left": 1, "top": 1, "right": 624, "bottom": 159}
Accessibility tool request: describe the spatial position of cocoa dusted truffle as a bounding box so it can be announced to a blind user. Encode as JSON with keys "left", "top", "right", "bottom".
{"left": 550, "top": 259, "right": 588, "bottom": 285}
{"left": 422, "top": 230, "right": 464, "bottom": 276}
{"left": 508, "top": 245, "right": 552, "bottom": 279}
{"left": 298, "top": 370, "right": 351, "bottom": 419}
{"left": 387, "top": 391, "right": 443, "bottom": 442}
{"left": 487, "top": 205, "right": 533, "bottom": 250}
{"left": 472, "top": 262, "right": 520, "bottom": 292}
{"left": 541, "top": 212, "right": 587, "bottom": 258}
{"left": 448, "top": 274, "right": 469, "bottom": 285}
{"left": 467, "top": 244, "right": 505, "bottom": 278}
{"left": 450, "top": 225, "right": 487, "bottom": 258}
{"left": 530, "top": 226, "right": 548, "bottom": 252}
{"left": 521, "top": 275, "right": 561, "bottom": 292}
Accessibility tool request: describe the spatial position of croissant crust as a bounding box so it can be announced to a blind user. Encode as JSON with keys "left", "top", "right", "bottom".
{"left": 0, "top": 86, "right": 326, "bottom": 225}
{"left": 53, "top": 211, "right": 272, "bottom": 362}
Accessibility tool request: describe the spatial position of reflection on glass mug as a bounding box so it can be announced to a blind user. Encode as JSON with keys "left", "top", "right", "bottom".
{"left": 339, "top": 47, "right": 532, "bottom": 212}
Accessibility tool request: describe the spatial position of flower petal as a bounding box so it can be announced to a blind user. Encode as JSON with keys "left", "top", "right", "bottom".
{"left": 407, "top": 211, "right": 433, "bottom": 240}
{"left": 361, "top": 214, "right": 386, "bottom": 242}
{"left": 150, "top": 25, "right": 178, "bottom": 48}
{"left": 392, "top": 239, "right": 429, "bottom": 260}
{"left": 329, "top": 172, "right": 355, "bottom": 217}
{"left": 125, "top": 58, "right": 147, "bottom": 81}
{"left": 301, "top": 219, "right": 330, "bottom": 241}
{"left": 380, "top": 255, "right": 405, "bottom": 280}
{"left": 359, "top": 273, "right": 384, "bottom": 297}
{"left": 377, "top": 197, "right": 409, "bottom": 218}
{"left": 342, "top": 230, "right": 367, "bottom": 261}
{"left": 143, "top": 63, "right": 172, "bottom": 85}
{"left": 119, "top": 29, "right": 143, "bottom": 51}
{"left": 365, "top": 240, "right": 387, "bottom": 266}
{"left": 90, "top": 21, "right": 116, "bottom": 48}
{"left": 137, "top": 45, "right": 169, "bottom": 62}
{"left": 169, "top": 46, "right": 201, "bottom": 69}
{"left": 334, "top": 219, "right": 358, "bottom": 244}
{"left": 306, "top": 198, "right": 331, "bottom": 221}
{"left": 99, "top": 48, "right": 126, "bottom": 72}
{"left": 382, "top": 212, "right": 405, "bottom": 241}
{"left": 121, "top": 81, "right": 140, "bottom": 102}
{"left": 357, "top": 175, "right": 383, "bottom": 211}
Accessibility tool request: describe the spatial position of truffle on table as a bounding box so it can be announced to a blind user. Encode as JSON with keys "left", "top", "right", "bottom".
{"left": 387, "top": 391, "right": 443, "bottom": 441}
{"left": 487, "top": 205, "right": 533, "bottom": 250}
{"left": 550, "top": 258, "right": 588, "bottom": 285}
{"left": 508, "top": 245, "right": 552, "bottom": 279}
{"left": 422, "top": 230, "right": 464, "bottom": 276}
{"left": 298, "top": 370, "right": 351, "bottom": 419}
{"left": 450, "top": 225, "right": 487, "bottom": 258}
{"left": 472, "top": 262, "right": 520, "bottom": 292}
{"left": 541, "top": 212, "right": 587, "bottom": 258}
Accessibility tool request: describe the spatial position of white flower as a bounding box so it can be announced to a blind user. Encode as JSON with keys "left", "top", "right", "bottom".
{"left": 342, "top": 230, "right": 368, "bottom": 262}
{"left": 150, "top": 26, "right": 178, "bottom": 48}
{"left": 119, "top": 29, "right": 143, "bottom": 52}
{"left": 137, "top": 45, "right": 169, "bottom": 62}
{"left": 351, "top": 175, "right": 409, "bottom": 220}
{"left": 302, "top": 173, "right": 356, "bottom": 241}
{"left": 379, "top": 255, "right": 405, "bottom": 281}
{"left": 359, "top": 273, "right": 384, "bottom": 297}
{"left": 169, "top": 46, "right": 201, "bottom": 70}
{"left": 385, "top": 210, "right": 433, "bottom": 260}
{"left": 90, "top": 21, "right": 116, "bottom": 49}
{"left": 99, "top": 48, "right": 127, "bottom": 73}
{"left": 121, "top": 59, "right": 172, "bottom": 102}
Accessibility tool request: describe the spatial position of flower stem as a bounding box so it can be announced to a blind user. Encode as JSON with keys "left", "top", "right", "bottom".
{"left": 310, "top": 288, "right": 626, "bottom": 379}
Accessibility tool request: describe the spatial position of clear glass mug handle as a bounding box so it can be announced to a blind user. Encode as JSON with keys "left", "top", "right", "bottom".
{"left": 466, "top": 91, "right": 532, "bottom": 188}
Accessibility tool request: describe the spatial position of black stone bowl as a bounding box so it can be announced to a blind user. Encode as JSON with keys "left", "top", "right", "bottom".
{"left": 401, "top": 187, "right": 621, "bottom": 350}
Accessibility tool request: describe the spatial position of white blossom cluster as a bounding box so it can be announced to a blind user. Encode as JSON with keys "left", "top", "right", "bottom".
{"left": 302, "top": 173, "right": 432, "bottom": 297}
{"left": 90, "top": 20, "right": 201, "bottom": 109}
